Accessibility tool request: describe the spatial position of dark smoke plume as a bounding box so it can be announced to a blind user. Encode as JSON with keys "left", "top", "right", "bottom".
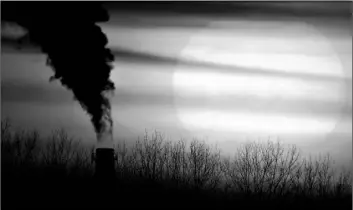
{"left": 3, "top": 3, "right": 115, "bottom": 136}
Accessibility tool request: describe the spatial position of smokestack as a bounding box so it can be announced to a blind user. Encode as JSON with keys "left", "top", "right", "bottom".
{"left": 93, "top": 148, "right": 116, "bottom": 180}
{"left": 3, "top": 2, "right": 117, "bottom": 180}
{"left": 90, "top": 148, "right": 116, "bottom": 206}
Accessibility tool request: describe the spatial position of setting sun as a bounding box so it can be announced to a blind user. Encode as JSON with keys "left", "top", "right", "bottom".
{"left": 173, "top": 20, "right": 348, "bottom": 136}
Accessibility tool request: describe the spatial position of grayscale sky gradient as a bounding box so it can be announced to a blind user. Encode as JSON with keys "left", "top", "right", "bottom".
{"left": 1, "top": 2, "right": 351, "bottom": 169}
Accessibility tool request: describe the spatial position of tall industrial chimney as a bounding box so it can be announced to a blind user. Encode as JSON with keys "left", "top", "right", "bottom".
{"left": 93, "top": 148, "right": 116, "bottom": 181}
{"left": 91, "top": 147, "right": 117, "bottom": 205}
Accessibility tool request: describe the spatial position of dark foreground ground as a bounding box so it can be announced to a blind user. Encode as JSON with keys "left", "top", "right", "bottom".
{"left": 2, "top": 166, "right": 351, "bottom": 210}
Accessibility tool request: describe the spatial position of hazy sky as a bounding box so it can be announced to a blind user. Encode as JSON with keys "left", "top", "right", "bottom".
{"left": 1, "top": 2, "right": 351, "bottom": 168}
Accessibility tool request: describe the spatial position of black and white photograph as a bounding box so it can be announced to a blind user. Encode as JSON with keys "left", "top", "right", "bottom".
{"left": 1, "top": 1, "right": 352, "bottom": 209}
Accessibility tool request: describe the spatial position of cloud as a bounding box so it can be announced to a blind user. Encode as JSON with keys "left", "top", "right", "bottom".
{"left": 1, "top": 81, "right": 73, "bottom": 105}
{"left": 111, "top": 48, "right": 350, "bottom": 84}
{"left": 105, "top": 2, "right": 350, "bottom": 18}
{"left": 3, "top": 41, "right": 350, "bottom": 84}
{"left": 1, "top": 21, "right": 28, "bottom": 39}
{"left": 3, "top": 78, "right": 350, "bottom": 119}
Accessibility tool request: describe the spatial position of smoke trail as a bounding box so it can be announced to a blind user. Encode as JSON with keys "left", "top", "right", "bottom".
{"left": 9, "top": 3, "right": 115, "bottom": 146}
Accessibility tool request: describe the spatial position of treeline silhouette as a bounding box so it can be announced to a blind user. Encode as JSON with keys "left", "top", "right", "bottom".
{"left": 2, "top": 118, "right": 351, "bottom": 209}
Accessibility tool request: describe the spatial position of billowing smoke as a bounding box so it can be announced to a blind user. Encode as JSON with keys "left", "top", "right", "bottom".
{"left": 7, "top": 3, "right": 116, "bottom": 147}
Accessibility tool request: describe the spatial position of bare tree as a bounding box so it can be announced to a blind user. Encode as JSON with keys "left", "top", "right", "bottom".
{"left": 221, "top": 140, "right": 302, "bottom": 199}
{"left": 187, "top": 139, "right": 222, "bottom": 190}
